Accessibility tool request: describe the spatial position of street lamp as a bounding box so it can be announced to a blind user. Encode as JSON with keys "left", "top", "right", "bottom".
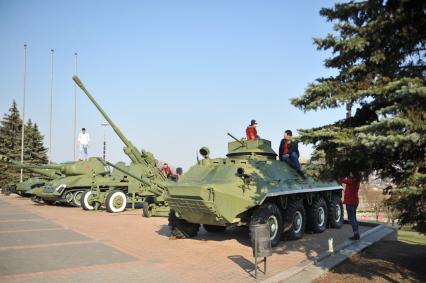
{"left": 101, "top": 123, "right": 109, "bottom": 160}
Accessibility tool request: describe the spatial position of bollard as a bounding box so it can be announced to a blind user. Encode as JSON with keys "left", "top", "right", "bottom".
{"left": 250, "top": 222, "right": 272, "bottom": 278}
{"left": 328, "top": 237, "right": 334, "bottom": 254}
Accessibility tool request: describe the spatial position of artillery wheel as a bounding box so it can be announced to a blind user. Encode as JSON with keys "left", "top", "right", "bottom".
{"left": 284, "top": 200, "right": 306, "bottom": 240}
{"left": 72, "top": 191, "right": 83, "bottom": 207}
{"left": 64, "top": 191, "right": 74, "bottom": 204}
{"left": 250, "top": 203, "right": 283, "bottom": 247}
{"left": 307, "top": 197, "right": 328, "bottom": 233}
{"left": 203, "top": 224, "right": 227, "bottom": 233}
{"left": 142, "top": 201, "right": 153, "bottom": 217}
{"left": 81, "top": 190, "right": 95, "bottom": 211}
{"left": 168, "top": 210, "right": 200, "bottom": 238}
{"left": 327, "top": 194, "right": 344, "bottom": 228}
{"left": 105, "top": 190, "right": 127, "bottom": 213}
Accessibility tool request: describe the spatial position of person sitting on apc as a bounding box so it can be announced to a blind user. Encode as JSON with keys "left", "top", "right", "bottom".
{"left": 279, "top": 130, "right": 301, "bottom": 170}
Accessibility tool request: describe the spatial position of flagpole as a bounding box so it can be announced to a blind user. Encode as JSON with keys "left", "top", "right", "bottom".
{"left": 73, "top": 52, "right": 78, "bottom": 160}
{"left": 20, "top": 44, "right": 27, "bottom": 182}
{"left": 48, "top": 49, "right": 54, "bottom": 164}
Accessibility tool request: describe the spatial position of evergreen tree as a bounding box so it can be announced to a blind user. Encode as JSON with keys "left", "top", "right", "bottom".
{"left": 0, "top": 101, "right": 22, "bottom": 186}
{"left": 0, "top": 101, "right": 48, "bottom": 187}
{"left": 291, "top": 0, "right": 426, "bottom": 232}
{"left": 24, "top": 120, "right": 48, "bottom": 164}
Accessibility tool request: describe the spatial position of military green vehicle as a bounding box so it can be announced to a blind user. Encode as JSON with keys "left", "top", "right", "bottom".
{"left": 32, "top": 157, "right": 110, "bottom": 206}
{"left": 73, "top": 76, "right": 170, "bottom": 216}
{"left": 86, "top": 159, "right": 170, "bottom": 214}
{"left": 0, "top": 154, "right": 63, "bottom": 197}
{"left": 167, "top": 135, "right": 344, "bottom": 246}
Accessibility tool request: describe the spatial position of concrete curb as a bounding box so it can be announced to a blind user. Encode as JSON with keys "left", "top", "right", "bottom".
{"left": 262, "top": 223, "right": 397, "bottom": 283}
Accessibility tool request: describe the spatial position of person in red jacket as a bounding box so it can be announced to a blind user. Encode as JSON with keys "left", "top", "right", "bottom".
{"left": 339, "top": 173, "right": 361, "bottom": 240}
{"left": 161, "top": 163, "right": 172, "bottom": 178}
{"left": 246, "top": 119, "right": 258, "bottom": 140}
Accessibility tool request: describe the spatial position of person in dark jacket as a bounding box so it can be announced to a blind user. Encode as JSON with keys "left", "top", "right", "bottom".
{"left": 339, "top": 173, "right": 361, "bottom": 240}
{"left": 279, "top": 130, "right": 301, "bottom": 170}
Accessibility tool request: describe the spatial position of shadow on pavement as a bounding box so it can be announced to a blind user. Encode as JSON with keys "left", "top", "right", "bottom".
{"left": 156, "top": 223, "right": 372, "bottom": 263}
{"left": 228, "top": 255, "right": 256, "bottom": 278}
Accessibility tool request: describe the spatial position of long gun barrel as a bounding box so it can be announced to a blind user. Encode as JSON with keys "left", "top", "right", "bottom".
{"left": 0, "top": 154, "right": 61, "bottom": 179}
{"left": 100, "top": 158, "right": 166, "bottom": 197}
{"left": 73, "top": 75, "right": 145, "bottom": 165}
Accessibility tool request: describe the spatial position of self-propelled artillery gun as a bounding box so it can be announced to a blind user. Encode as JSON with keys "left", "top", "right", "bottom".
{"left": 167, "top": 134, "right": 344, "bottom": 246}
{"left": 73, "top": 76, "right": 171, "bottom": 216}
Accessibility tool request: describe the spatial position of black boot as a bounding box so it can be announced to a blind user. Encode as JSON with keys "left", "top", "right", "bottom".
{"left": 297, "top": 169, "right": 306, "bottom": 179}
{"left": 349, "top": 233, "right": 360, "bottom": 240}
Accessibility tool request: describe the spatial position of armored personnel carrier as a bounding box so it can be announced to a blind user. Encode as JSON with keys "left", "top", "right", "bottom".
{"left": 0, "top": 154, "right": 62, "bottom": 196}
{"left": 167, "top": 135, "right": 344, "bottom": 246}
{"left": 73, "top": 76, "right": 171, "bottom": 216}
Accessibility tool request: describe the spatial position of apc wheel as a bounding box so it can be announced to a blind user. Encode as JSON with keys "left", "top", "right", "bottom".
{"left": 105, "top": 190, "right": 127, "bottom": 213}
{"left": 64, "top": 191, "right": 74, "bottom": 204}
{"left": 72, "top": 191, "right": 83, "bottom": 207}
{"left": 307, "top": 197, "right": 328, "bottom": 233}
{"left": 250, "top": 203, "right": 283, "bottom": 247}
{"left": 168, "top": 210, "right": 200, "bottom": 238}
{"left": 284, "top": 200, "right": 306, "bottom": 240}
{"left": 203, "top": 224, "right": 227, "bottom": 233}
{"left": 81, "top": 190, "right": 95, "bottom": 211}
{"left": 327, "top": 194, "right": 344, "bottom": 228}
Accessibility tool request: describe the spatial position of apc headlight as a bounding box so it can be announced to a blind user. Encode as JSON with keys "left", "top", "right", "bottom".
{"left": 55, "top": 184, "right": 67, "bottom": 192}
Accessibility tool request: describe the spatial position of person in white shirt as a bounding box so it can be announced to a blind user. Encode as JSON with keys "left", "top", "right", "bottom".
{"left": 78, "top": 128, "right": 90, "bottom": 161}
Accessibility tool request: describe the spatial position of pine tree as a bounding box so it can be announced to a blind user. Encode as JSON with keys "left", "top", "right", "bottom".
{"left": 24, "top": 120, "right": 48, "bottom": 165}
{"left": 0, "top": 101, "right": 48, "bottom": 187}
{"left": 291, "top": 0, "right": 426, "bottom": 232}
{"left": 0, "top": 101, "right": 22, "bottom": 186}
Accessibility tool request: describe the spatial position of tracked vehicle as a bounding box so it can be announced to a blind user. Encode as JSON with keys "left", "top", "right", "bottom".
{"left": 0, "top": 154, "right": 62, "bottom": 197}
{"left": 73, "top": 76, "right": 171, "bottom": 216}
{"left": 32, "top": 157, "right": 110, "bottom": 205}
{"left": 167, "top": 135, "right": 344, "bottom": 246}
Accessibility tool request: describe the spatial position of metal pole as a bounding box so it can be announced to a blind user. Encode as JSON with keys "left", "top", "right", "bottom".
{"left": 48, "top": 49, "right": 54, "bottom": 164}
{"left": 20, "top": 44, "right": 27, "bottom": 182}
{"left": 73, "top": 53, "right": 78, "bottom": 160}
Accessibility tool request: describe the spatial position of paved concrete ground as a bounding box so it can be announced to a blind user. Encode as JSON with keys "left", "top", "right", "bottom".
{"left": 0, "top": 194, "right": 371, "bottom": 282}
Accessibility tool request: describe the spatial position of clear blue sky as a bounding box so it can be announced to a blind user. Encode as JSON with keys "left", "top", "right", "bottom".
{"left": 0, "top": 0, "right": 345, "bottom": 170}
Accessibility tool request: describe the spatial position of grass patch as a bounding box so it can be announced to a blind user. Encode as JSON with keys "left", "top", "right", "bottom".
{"left": 398, "top": 230, "right": 426, "bottom": 245}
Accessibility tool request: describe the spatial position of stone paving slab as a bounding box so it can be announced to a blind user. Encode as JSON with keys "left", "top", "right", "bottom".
{"left": 0, "top": 263, "right": 187, "bottom": 283}
{"left": 0, "top": 229, "right": 89, "bottom": 247}
{"left": 0, "top": 214, "right": 42, "bottom": 221}
{"left": 0, "top": 242, "right": 137, "bottom": 276}
{"left": 0, "top": 220, "right": 61, "bottom": 231}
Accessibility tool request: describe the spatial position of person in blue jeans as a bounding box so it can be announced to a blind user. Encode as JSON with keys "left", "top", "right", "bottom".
{"left": 279, "top": 130, "right": 301, "bottom": 170}
{"left": 339, "top": 174, "right": 361, "bottom": 240}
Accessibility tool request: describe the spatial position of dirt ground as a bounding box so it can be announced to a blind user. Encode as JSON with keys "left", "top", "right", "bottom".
{"left": 313, "top": 240, "right": 426, "bottom": 283}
